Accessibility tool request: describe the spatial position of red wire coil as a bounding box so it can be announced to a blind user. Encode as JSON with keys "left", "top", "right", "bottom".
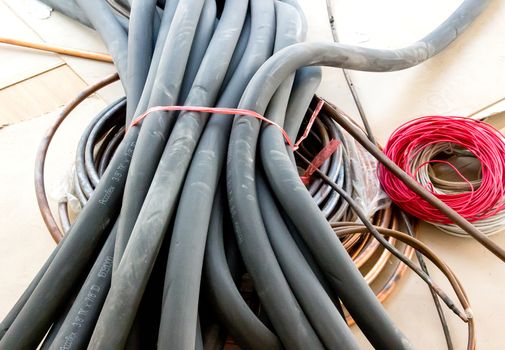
{"left": 378, "top": 116, "right": 505, "bottom": 224}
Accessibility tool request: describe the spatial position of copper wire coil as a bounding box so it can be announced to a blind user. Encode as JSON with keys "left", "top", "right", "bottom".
{"left": 34, "top": 73, "right": 119, "bottom": 242}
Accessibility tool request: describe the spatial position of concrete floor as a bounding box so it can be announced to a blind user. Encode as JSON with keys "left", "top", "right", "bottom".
{"left": 1, "top": 0, "right": 505, "bottom": 349}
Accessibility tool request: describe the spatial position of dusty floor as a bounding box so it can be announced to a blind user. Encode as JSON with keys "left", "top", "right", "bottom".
{"left": 1, "top": 0, "right": 505, "bottom": 349}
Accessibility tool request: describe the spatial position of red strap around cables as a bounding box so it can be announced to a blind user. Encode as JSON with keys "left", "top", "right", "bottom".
{"left": 130, "top": 99, "right": 325, "bottom": 152}
{"left": 130, "top": 99, "right": 335, "bottom": 183}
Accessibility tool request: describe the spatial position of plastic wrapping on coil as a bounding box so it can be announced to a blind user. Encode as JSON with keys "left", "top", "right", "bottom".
{"left": 344, "top": 132, "right": 391, "bottom": 220}
{"left": 50, "top": 164, "right": 82, "bottom": 214}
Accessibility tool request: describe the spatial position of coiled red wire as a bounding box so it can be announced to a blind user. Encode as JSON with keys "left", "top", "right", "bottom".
{"left": 379, "top": 116, "right": 505, "bottom": 224}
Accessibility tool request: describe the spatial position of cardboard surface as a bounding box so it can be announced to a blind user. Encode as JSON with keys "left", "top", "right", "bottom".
{"left": 0, "top": 0, "right": 63, "bottom": 89}
{"left": 0, "top": 64, "right": 86, "bottom": 125}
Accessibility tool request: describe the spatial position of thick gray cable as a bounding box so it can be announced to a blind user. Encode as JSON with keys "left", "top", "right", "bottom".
{"left": 257, "top": 174, "right": 359, "bottom": 349}
{"left": 277, "top": 1, "right": 322, "bottom": 155}
{"left": 283, "top": 67, "right": 322, "bottom": 141}
{"left": 204, "top": 189, "right": 281, "bottom": 350}
{"left": 90, "top": 0, "right": 208, "bottom": 345}
{"left": 111, "top": 0, "right": 181, "bottom": 265}
{"left": 263, "top": 1, "right": 299, "bottom": 126}
{"left": 221, "top": 16, "right": 251, "bottom": 91}
{"left": 226, "top": 1, "right": 324, "bottom": 349}
{"left": 125, "top": 0, "right": 157, "bottom": 122}
{"left": 155, "top": 0, "right": 248, "bottom": 347}
{"left": 112, "top": 0, "right": 217, "bottom": 268}
{"left": 127, "top": 0, "right": 180, "bottom": 123}
{"left": 112, "top": 0, "right": 186, "bottom": 271}
{"left": 48, "top": 222, "right": 117, "bottom": 350}
{"left": 178, "top": 0, "right": 217, "bottom": 104}
{"left": 76, "top": 0, "right": 128, "bottom": 90}
{"left": 159, "top": 1, "right": 286, "bottom": 346}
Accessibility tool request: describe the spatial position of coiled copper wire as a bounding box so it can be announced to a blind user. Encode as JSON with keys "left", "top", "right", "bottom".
{"left": 34, "top": 73, "right": 119, "bottom": 242}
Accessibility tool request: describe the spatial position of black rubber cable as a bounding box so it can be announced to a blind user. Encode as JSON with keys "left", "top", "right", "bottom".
{"left": 92, "top": 124, "right": 122, "bottom": 180}
{"left": 97, "top": 126, "right": 126, "bottom": 177}
{"left": 72, "top": 170, "right": 88, "bottom": 206}
{"left": 78, "top": 98, "right": 126, "bottom": 192}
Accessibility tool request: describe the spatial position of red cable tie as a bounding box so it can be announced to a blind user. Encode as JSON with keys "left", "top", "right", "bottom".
{"left": 129, "top": 99, "right": 324, "bottom": 151}
{"left": 300, "top": 139, "right": 341, "bottom": 185}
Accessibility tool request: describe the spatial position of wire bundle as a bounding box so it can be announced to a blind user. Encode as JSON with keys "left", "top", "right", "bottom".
{"left": 49, "top": 83, "right": 470, "bottom": 346}
{"left": 45, "top": 90, "right": 417, "bottom": 328}
{"left": 379, "top": 116, "right": 505, "bottom": 235}
{"left": 0, "top": 0, "right": 493, "bottom": 349}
